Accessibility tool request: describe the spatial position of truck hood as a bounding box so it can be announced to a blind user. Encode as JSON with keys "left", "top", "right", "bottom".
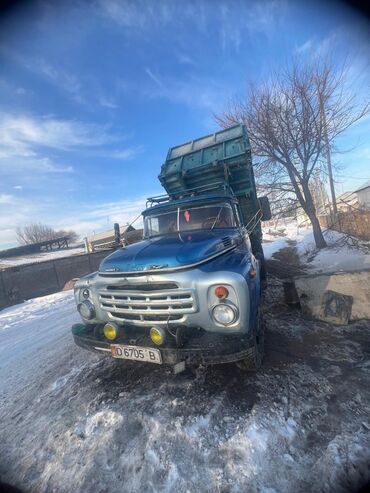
{"left": 99, "top": 229, "right": 241, "bottom": 273}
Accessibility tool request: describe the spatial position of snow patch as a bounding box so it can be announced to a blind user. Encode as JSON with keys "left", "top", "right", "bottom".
{"left": 313, "top": 431, "right": 370, "bottom": 493}
{"left": 50, "top": 366, "right": 83, "bottom": 391}
{"left": 84, "top": 410, "right": 124, "bottom": 437}
{"left": 184, "top": 414, "right": 211, "bottom": 438}
{"left": 262, "top": 220, "right": 370, "bottom": 274}
{"left": 0, "top": 247, "right": 85, "bottom": 268}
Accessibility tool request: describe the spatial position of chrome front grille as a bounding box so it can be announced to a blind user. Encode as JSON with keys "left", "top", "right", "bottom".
{"left": 98, "top": 283, "right": 197, "bottom": 325}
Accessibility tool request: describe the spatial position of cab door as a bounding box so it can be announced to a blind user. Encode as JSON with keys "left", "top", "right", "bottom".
{"left": 234, "top": 203, "right": 260, "bottom": 327}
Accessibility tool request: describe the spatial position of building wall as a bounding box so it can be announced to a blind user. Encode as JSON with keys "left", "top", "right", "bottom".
{"left": 357, "top": 188, "right": 370, "bottom": 207}
{"left": 85, "top": 225, "right": 136, "bottom": 252}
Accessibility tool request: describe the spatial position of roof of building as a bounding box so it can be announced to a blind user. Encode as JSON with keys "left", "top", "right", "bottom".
{"left": 0, "top": 236, "right": 70, "bottom": 259}
{"left": 337, "top": 191, "right": 358, "bottom": 202}
{"left": 85, "top": 224, "right": 135, "bottom": 243}
{"left": 354, "top": 180, "right": 370, "bottom": 193}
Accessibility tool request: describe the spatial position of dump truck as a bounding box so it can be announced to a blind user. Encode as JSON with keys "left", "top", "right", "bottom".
{"left": 72, "top": 124, "right": 271, "bottom": 371}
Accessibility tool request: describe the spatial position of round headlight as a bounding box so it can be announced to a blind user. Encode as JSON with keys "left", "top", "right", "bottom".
{"left": 77, "top": 300, "right": 95, "bottom": 320}
{"left": 212, "top": 303, "right": 237, "bottom": 326}
{"left": 82, "top": 288, "right": 90, "bottom": 299}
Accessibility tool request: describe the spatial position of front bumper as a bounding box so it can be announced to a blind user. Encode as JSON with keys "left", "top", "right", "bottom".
{"left": 72, "top": 323, "right": 254, "bottom": 365}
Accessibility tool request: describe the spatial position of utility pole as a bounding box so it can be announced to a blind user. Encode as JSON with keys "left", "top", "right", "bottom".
{"left": 319, "top": 94, "right": 337, "bottom": 215}
{"left": 317, "top": 172, "right": 327, "bottom": 214}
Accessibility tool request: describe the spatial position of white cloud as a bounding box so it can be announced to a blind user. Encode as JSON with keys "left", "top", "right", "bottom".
{"left": 29, "top": 58, "right": 83, "bottom": 102}
{"left": 0, "top": 78, "right": 28, "bottom": 96}
{"left": 97, "top": 0, "right": 285, "bottom": 56}
{"left": 0, "top": 194, "right": 16, "bottom": 204}
{"left": 0, "top": 111, "right": 144, "bottom": 248}
{"left": 246, "top": 1, "right": 285, "bottom": 32}
{"left": 109, "top": 147, "right": 143, "bottom": 160}
{"left": 0, "top": 114, "right": 118, "bottom": 153}
{"left": 0, "top": 194, "right": 35, "bottom": 246}
{"left": 97, "top": 0, "right": 172, "bottom": 29}
{"left": 0, "top": 194, "right": 149, "bottom": 249}
{"left": 82, "top": 197, "right": 147, "bottom": 222}
{"left": 293, "top": 30, "right": 354, "bottom": 59}
{"left": 219, "top": 3, "right": 241, "bottom": 52}
{"left": 143, "top": 71, "right": 230, "bottom": 111}
{"left": 0, "top": 45, "right": 118, "bottom": 109}
{"left": 145, "top": 68, "right": 164, "bottom": 89}
{"left": 0, "top": 43, "right": 85, "bottom": 104}
{"left": 98, "top": 0, "right": 284, "bottom": 42}
{"left": 0, "top": 113, "right": 138, "bottom": 173}
{"left": 294, "top": 39, "right": 314, "bottom": 54}
{"left": 0, "top": 229, "right": 19, "bottom": 249}
{"left": 0, "top": 156, "right": 73, "bottom": 175}
{"left": 218, "top": 1, "right": 286, "bottom": 52}
{"left": 99, "top": 97, "right": 119, "bottom": 109}
{"left": 0, "top": 111, "right": 141, "bottom": 221}
{"left": 176, "top": 53, "right": 195, "bottom": 65}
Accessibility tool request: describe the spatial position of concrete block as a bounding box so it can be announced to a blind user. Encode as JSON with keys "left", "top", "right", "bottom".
{"left": 295, "top": 269, "right": 370, "bottom": 324}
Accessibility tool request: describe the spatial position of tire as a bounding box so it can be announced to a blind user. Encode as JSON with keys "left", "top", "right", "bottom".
{"left": 257, "top": 250, "right": 266, "bottom": 281}
{"left": 253, "top": 243, "right": 266, "bottom": 282}
{"left": 249, "top": 232, "right": 266, "bottom": 281}
{"left": 236, "top": 310, "right": 264, "bottom": 371}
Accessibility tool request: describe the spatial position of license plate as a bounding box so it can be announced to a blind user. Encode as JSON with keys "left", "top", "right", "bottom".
{"left": 111, "top": 344, "right": 162, "bottom": 364}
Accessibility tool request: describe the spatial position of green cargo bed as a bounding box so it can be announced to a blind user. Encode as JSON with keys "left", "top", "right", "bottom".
{"left": 158, "top": 124, "right": 260, "bottom": 228}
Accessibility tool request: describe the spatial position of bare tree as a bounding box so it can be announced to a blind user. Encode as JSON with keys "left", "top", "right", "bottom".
{"left": 16, "top": 223, "right": 78, "bottom": 245}
{"left": 55, "top": 229, "right": 79, "bottom": 243}
{"left": 216, "top": 59, "right": 369, "bottom": 249}
{"left": 16, "top": 223, "right": 55, "bottom": 244}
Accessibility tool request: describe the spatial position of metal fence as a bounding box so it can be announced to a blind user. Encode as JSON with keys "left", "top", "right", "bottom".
{"left": 0, "top": 251, "right": 109, "bottom": 311}
{"left": 318, "top": 209, "right": 370, "bottom": 241}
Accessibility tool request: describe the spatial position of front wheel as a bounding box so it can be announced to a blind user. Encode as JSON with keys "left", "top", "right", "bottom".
{"left": 250, "top": 234, "right": 266, "bottom": 282}
{"left": 236, "top": 310, "right": 264, "bottom": 371}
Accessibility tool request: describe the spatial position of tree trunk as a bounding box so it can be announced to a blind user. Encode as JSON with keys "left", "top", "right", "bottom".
{"left": 301, "top": 180, "right": 328, "bottom": 249}
{"left": 308, "top": 212, "right": 327, "bottom": 249}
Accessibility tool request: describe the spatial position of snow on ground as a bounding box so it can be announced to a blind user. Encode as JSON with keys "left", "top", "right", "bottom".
{"left": 262, "top": 238, "right": 290, "bottom": 261}
{"left": 262, "top": 221, "right": 370, "bottom": 274}
{"left": 1, "top": 286, "right": 370, "bottom": 493}
{"left": 0, "top": 246, "right": 86, "bottom": 268}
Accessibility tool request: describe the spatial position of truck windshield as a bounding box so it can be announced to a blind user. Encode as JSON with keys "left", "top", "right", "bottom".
{"left": 144, "top": 202, "right": 237, "bottom": 238}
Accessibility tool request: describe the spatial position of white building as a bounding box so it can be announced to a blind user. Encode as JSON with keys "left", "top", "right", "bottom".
{"left": 336, "top": 191, "right": 359, "bottom": 212}
{"left": 84, "top": 224, "right": 139, "bottom": 252}
{"left": 354, "top": 180, "right": 370, "bottom": 209}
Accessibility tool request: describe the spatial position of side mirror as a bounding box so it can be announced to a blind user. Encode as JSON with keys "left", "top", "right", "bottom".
{"left": 258, "top": 196, "right": 272, "bottom": 221}
{"left": 114, "top": 222, "right": 121, "bottom": 243}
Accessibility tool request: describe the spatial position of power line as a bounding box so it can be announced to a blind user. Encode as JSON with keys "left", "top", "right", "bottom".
{"left": 336, "top": 175, "right": 370, "bottom": 181}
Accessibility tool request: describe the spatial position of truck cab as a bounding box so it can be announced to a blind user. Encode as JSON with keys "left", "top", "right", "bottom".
{"left": 72, "top": 125, "right": 269, "bottom": 371}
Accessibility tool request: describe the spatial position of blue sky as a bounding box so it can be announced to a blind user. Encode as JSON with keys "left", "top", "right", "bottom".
{"left": 0, "top": 0, "right": 369, "bottom": 249}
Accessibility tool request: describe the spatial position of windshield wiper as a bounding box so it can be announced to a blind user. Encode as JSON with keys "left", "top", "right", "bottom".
{"left": 211, "top": 207, "right": 223, "bottom": 230}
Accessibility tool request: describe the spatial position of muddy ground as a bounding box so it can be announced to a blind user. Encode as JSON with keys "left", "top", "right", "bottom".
{"left": 0, "top": 269, "right": 369, "bottom": 493}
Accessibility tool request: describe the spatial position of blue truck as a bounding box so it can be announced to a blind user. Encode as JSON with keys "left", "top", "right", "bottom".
{"left": 72, "top": 124, "right": 271, "bottom": 371}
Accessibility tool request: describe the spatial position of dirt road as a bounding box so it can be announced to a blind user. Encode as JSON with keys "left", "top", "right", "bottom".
{"left": 0, "top": 284, "right": 369, "bottom": 493}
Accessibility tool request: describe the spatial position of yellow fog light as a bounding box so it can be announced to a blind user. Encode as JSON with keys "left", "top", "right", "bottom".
{"left": 103, "top": 323, "right": 118, "bottom": 341}
{"left": 150, "top": 327, "right": 165, "bottom": 345}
